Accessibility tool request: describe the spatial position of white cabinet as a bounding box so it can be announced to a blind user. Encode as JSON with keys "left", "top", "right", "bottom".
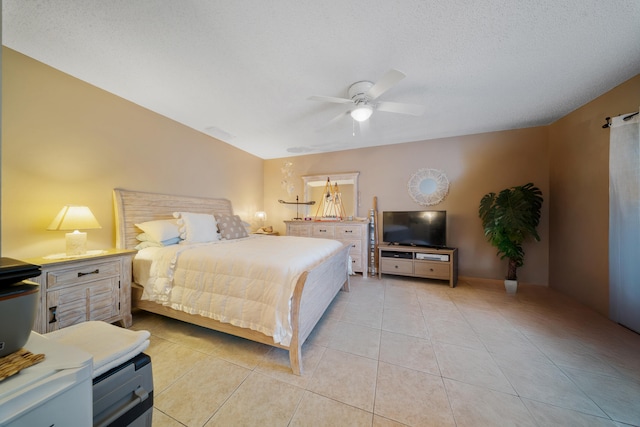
{"left": 0, "top": 332, "right": 93, "bottom": 426}
{"left": 285, "top": 221, "right": 370, "bottom": 277}
{"left": 286, "top": 222, "right": 312, "bottom": 237}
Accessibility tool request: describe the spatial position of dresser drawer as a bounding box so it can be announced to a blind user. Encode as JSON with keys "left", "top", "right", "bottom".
{"left": 47, "top": 260, "right": 120, "bottom": 289}
{"left": 287, "top": 224, "right": 311, "bottom": 237}
{"left": 342, "top": 239, "right": 362, "bottom": 255}
{"left": 335, "top": 225, "right": 363, "bottom": 238}
{"left": 350, "top": 254, "right": 363, "bottom": 272}
{"left": 414, "top": 261, "right": 450, "bottom": 279}
{"left": 380, "top": 258, "right": 413, "bottom": 275}
{"left": 312, "top": 224, "right": 335, "bottom": 238}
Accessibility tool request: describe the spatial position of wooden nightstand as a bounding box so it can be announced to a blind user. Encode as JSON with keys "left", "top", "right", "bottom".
{"left": 26, "top": 249, "right": 136, "bottom": 334}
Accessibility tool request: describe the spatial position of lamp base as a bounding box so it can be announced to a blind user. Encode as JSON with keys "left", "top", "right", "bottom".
{"left": 65, "top": 231, "right": 87, "bottom": 256}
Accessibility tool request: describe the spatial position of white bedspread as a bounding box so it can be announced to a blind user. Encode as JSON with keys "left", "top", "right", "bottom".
{"left": 134, "top": 235, "right": 344, "bottom": 346}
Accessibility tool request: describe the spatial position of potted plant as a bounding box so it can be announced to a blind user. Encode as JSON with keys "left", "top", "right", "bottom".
{"left": 478, "top": 183, "right": 543, "bottom": 294}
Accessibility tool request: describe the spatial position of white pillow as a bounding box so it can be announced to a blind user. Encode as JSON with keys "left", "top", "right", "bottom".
{"left": 134, "top": 240, "right": 163, "bottom": 250}
{"left": 173, "top": 212, "right": 219, "bottom": 243}
{"left": 137, "top": 233, "right": 181, "bottom": 245}
{"left": 135, "top": 219, "right": 180, "bottom": 242}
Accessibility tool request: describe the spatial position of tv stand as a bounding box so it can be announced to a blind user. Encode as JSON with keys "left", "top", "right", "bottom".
{"left": 378, "top": 245, "right": 458, "bottom": 287}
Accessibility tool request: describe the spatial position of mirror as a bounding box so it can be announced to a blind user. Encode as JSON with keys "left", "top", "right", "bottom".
{"left": 408, "top": 168, "right": 449, "bottom": 206}
{"left": 302, "top": 172, "right": 359, "bottom": 219}
{"left": 420, "top": 178, "right": 438, "bottom": 195}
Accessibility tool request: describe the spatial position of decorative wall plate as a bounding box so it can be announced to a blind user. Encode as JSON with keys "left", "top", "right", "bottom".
{"left": 407, "top": 168, "right": 449, "bottom": 206}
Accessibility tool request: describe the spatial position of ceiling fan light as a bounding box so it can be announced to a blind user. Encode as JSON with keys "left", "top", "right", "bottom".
{"left": 350, "top": 104, "right": 373, "bottom": 122}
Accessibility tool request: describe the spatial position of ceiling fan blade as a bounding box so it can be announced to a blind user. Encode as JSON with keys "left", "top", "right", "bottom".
{"left": 366, "top": 69, "right": 406, "bottom": 100}
{"left": 314, "top": 111, "right": 350, "bottom": 132}
{"left": 376, "top": 100, "right": 425, "bottom": 116}
{"left": 307, "top": 95, "right": 353, "bottom": 104}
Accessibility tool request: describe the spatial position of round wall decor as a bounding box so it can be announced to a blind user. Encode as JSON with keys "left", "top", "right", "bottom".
{"left": 407, "top": 168, "right": 450, "bottom": 206}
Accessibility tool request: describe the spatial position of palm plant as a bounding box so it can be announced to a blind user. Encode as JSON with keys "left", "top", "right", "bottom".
{"left": 478, "top": 183, "right": 543, "bottom": 281}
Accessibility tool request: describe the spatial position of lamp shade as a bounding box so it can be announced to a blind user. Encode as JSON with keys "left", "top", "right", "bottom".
{"left": 254, "top": 211, "right": 267, "bottom": 222}
{"left": 350, "top": 104, "right": 373, "bottom": 122}
{"left": 47, "top": 206, "right": 102, "bottom": 231}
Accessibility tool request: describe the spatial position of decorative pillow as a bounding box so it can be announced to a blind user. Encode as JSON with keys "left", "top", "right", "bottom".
{"left": 136, "top": 233, "right": 152, "bottom": 242}
{"left": 160, "top": 237, "right": 181, "bottom": 246}
{"left": 135, "top": 220, "right": 180, "bottom": 242}
{"left": 216, "top": 214, "right": 249, "bottom": 240}
{"left": 173, "top": 212, "right": 219, "bottom": 243}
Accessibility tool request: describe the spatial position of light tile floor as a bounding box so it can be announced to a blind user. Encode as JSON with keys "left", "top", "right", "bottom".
{"left": 130, "top": 275, "right": 640, "bottom": 426}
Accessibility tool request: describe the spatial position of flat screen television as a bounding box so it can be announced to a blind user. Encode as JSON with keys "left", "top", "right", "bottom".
{"left": 382, "top": 210, "right": 447, "bottom": 248}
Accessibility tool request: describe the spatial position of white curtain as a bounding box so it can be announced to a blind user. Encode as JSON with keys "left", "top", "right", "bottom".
{"left": 609, "top": 110, "right": 640, "bottom": 333}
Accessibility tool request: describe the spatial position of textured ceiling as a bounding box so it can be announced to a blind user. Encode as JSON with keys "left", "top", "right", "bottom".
{"left": 3, "top": 1, "right": 640, "bottom": 159}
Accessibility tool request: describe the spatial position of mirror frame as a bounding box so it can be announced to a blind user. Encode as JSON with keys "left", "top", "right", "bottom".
{"left": 302, "top": 172, "right": 360, "bottom": 218}
{"left": 407, "top": 168, "right": 449, "bottom": 206}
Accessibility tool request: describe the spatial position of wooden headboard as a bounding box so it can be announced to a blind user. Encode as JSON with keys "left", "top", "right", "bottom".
{"left": 113, "top": 188, "right": 234, "bottom": 250}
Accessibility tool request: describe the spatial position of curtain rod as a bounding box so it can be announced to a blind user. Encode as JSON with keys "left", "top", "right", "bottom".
{"left": 602, "top": 111, "right": 639, "bottom": 128}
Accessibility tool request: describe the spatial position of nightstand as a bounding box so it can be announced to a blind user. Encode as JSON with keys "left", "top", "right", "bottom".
{"left": 26, "top": 249, "right": 136, "bottom": 334}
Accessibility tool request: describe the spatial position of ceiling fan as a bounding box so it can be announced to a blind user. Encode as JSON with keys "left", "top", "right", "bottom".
{"left": 308, "top": 69, "right": 425, "bottom": 124}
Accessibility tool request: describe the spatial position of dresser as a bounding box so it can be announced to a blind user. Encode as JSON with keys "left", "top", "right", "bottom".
{"left": 26, "top": 249, "right": 136, "bottom": 333}
{"left": 285, "top": 220, "right": 370, "bottom": 277}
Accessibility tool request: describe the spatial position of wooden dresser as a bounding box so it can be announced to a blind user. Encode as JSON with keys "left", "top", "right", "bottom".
{"left": 285, "top": 220, "right": 370, "bottom": 277}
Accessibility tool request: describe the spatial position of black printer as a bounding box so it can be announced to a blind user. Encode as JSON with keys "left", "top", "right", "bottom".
{"left": 0, "top": 258, "right": 41, "bottom": 357}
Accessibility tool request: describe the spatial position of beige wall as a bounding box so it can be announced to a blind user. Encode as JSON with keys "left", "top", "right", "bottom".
{"left": 548, "top": 74, "right": 640, "bottom": 316}
{"left": 1, "top": 47, "right": 264, "bottom": 259}
{"left": 265, "top": 127, "right": 550, "bottom": 286}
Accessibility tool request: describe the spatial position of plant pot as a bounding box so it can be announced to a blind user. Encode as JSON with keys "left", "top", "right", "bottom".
{"left": 504, "top": 279, "right": 518, "bottom": 295}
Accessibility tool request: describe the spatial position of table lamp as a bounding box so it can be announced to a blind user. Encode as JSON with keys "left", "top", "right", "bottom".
{"left": 47, "top": 206, "right": 102, "bottom": 256}
{"left": 255, "top": 211, "right": 267, "bottom": 228}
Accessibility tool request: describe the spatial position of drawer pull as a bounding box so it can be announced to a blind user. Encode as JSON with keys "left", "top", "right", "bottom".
{"left": 49, "top": 306, "right": 57, "bottom": 324}
{"left": 78, "top": 268, "right": 100, "bottom": 277}
{"left": 345, "top": 230, "right": 353, "bottom": 233}
{"left": 319, "top": 229, "right": 327, "bottom": 233}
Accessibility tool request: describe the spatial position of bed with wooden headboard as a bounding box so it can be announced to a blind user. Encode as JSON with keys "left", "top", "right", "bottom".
{"left": 113, "top": 188, "right": 350, "bottom": 375}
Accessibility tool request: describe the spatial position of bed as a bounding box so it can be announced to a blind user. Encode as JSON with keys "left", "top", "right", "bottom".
{"left": 113, "top": 188, "right": 351, "bottom": 375}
